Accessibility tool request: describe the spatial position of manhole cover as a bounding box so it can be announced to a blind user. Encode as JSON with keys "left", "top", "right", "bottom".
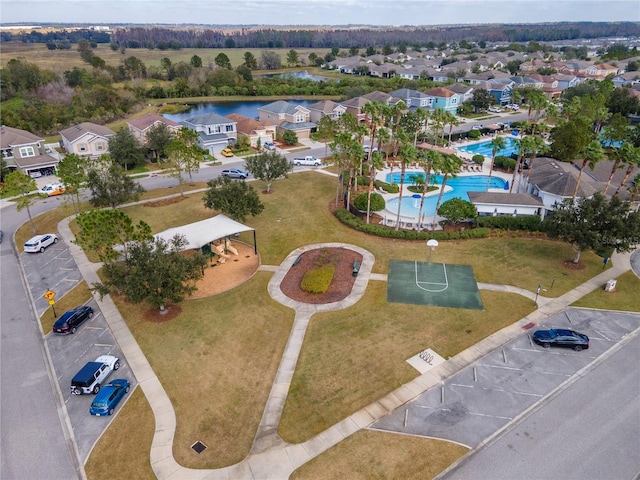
{"left": 191, "top": 441, "right": 207, "bottom": 454}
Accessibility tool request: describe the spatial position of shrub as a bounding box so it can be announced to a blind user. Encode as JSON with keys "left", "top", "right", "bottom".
{"left": 475, "top": 215, "right": 542, "bottom": 231}
{"left": 282, "top": 130, "right": 298, "bottom": 145}
{"left": 353, "top": 192, "right": 385, "bottom": 212}
{"left": 374, "top": 180, "right": 399, "bottom": 193}
{"left": 300, "top": 265, "right": 335, "bottom": 293}
{"left": 334, "top": 209, "right": 490, "bottom": 240}
{"left": 472, "top": 154, "right": 485, "bottom": 164}
{"left": 468, "top": 129, "right": 481, "bottom": 139}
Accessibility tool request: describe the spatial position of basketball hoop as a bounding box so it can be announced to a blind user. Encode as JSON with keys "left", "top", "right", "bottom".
{"left": 426, "top": 239, "right": 438, "bottom": 263}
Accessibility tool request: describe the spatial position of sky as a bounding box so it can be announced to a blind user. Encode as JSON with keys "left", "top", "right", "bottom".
{"left": 1, "top": 0, "right": 639, "bottom": 26}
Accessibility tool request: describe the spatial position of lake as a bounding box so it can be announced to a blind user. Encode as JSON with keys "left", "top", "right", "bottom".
{"left": 163, "top": 99, "right": 320, "bottom": 122}
{"left": 254, "top": 71, "right": 332, "bottom": 82}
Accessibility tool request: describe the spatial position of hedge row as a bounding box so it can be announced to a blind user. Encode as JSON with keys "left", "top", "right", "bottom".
{"left": 335, "top": 209, "right": 490, "bottom": 240}
{"left": 475, "top": 215, "right": 542, "bottom": 231}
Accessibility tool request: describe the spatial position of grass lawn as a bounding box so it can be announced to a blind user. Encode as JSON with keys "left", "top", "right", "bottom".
{"left": 84, "top": 388, "right": 156, "bottom": 480}
{"left": 290, "top": 430, "right": 469, "bottom": 480}
{"left": 40, "top": 281, "right": 92, "bottom": 334}
{"left": 571, "top": 269, "right": 640, "bottom": 311}
{"left": 14, "top": 170, "right": 629, "bottom": 476}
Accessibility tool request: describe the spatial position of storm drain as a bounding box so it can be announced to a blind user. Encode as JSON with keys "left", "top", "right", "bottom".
{"left": 191, "top": 441, "right": 207, "bottom": 454}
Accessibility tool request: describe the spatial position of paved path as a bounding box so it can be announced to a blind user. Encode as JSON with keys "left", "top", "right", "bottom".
{"left": 57, "top": 215, "right": 634, "bottom": 479}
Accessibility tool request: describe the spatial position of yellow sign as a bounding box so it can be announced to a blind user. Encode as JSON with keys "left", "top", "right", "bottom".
{"left": 43, "top": 290, "right": 56, "bottom": 300}
{"left": 48, "top": 299, "right": 55, "bottom": 305}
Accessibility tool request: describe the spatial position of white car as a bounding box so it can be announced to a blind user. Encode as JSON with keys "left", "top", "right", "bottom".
{"left": 39, "top": 183, "right": 66, "bottom": 196}
{"left": 71, "top": 355, "right": 121, "bottom": 395}
{"left": 24, "top": 234, "right": 58, "bottom": 253}
{"left": 488, "top": 107, "right": 503, "bottom": 113}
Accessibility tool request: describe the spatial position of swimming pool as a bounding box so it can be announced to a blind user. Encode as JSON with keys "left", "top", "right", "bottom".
{"left": 458, "top": 137, "right": 520, "bottom": 158}
{"left": 384, "top": 174, "right": 507, "bottom": 218}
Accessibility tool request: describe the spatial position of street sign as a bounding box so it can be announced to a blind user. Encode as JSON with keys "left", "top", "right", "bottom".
{"left": 48, "top": 299, "right": 55, "bottom": 305}
{"left": 43, "top": 290, "right": 56, "bottom": 300}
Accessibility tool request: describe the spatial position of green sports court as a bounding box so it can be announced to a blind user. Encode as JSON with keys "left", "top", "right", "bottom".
{"left": 387, "top": 260, "right": 484, "bottom": 310}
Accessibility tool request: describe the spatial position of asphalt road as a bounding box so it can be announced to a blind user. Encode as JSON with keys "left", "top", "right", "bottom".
{"left": 440, "top": 332, "right": 640, "bottom": 480}
{"left": 0, "top": 198, "right": 81, "bottom": 480}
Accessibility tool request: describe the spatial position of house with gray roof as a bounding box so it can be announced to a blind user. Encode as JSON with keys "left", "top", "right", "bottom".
{"left": 306, "top": 100, "right": 347, "bottom": 123}
{"left": 389, "top": 88, "right": 434, "bottom": 111}
{"left": 1, "top": 125, "right": 59, "bottom": 177}
{"left": 59, "top": 122, "right": 115, "bottom": 159}
{"left": 257, "top": 100, "right": 315, "bottom": 139}
{"left": 182, "top": 112, "right": 237, "bottom": 154}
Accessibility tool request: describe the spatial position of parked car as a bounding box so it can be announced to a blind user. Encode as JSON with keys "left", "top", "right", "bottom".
{"left": 71, "top": 355, "right": 120, "bottom": 395}
{"left": 24, "top": 234, "right": 58, "bottom": 253}
{"left": 532, "top": 329, "right": 589, "bottom": 351}
{"left": 506, "top": 104, "right": 520, "bottom": 111}
{"left": 52, "top": 305, "right": 94, "bottom": 335}
{"left": 263, "top": 141, "right": 276, "bottom": 151}
{"left": 221, "top": 168, "right": 249, "bottom": 179}
{"left": 39, "top": 183, "right": 66, "bottom": 196}
{"left": 89, "top": 379, "right": 130, "bottom": 416}
{"left": 488, "top": 106, "right": 503, "bottom": 113}
{"left": 471, "top": 124, "right": 484, "bottom": 130}
{"left": 221, "top": 148, "right": 234, "bottom": 157}
{"left": 293, "top": 156, "right": 322, "bottom": 166}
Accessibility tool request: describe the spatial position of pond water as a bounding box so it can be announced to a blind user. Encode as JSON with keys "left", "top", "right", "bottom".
{"left": 254, "top": 71, "right": 332, "bottom": 82}
{"left": 163, "top": 99, "right": 320, "bottom": 122}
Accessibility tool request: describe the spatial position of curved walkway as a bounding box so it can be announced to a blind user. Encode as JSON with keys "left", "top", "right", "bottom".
{"left": 57, "top": 215, "right": 634, "bottom": 479}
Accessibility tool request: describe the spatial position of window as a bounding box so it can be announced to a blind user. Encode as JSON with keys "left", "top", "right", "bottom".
{"left": 78, "top": 144, "right": 87, "bottom": 152}
{"left": 225, "top": 125, "right": 234, "bottom": 132}
{"left": 19, "top": 146, "right": 35, "bottom": 157}
{"left": 295, "top": 114, "right": 305, "bottom": 123}
{"left": 96, "top": 142, "right": 104, "bottom": 151}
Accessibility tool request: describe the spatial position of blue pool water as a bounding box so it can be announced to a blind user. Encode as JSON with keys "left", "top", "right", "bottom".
{"left": 458, "top": 137, "right": 520, "bottom": 158}
{"left": 384, "top": 173, "right": 507, "bottom": 218}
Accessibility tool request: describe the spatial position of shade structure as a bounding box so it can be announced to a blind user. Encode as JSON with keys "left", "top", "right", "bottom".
{"left": 153, "top": 214, "right": 256, "bottom": 252}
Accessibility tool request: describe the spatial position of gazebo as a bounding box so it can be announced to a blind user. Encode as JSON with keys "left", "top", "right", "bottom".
{"left": 153, "top": 214, "right": 257, "bottom": 254}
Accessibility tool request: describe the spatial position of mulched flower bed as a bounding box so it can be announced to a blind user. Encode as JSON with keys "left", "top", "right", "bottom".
{"left": 280, "top": 247, "right": 363, "bottom": 304}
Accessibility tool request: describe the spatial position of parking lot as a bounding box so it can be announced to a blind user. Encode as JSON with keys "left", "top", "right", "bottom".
{"left": 21, "top": 239, "right": 136, "bottom": 461}
{"left": 371, "top": 307, "right": 640, "bottom": 448}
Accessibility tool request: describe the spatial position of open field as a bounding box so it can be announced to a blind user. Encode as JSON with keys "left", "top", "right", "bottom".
{"left": 1, "top": 42, "right": 332, "bottom": 72}
{"left": 14, "top": 171, "right": 623, "bottom": 476}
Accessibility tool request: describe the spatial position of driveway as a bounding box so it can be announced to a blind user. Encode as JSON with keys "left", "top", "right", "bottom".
{"left": 370, "top": 308, "right": 640, "bottom": 448}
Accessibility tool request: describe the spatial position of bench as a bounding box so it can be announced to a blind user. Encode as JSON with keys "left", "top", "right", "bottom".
{"left": 292, "top": 255, "right": 302, "bottom": 266}
{"left": 352, "top": 261, "right": 361, "bottom": 277}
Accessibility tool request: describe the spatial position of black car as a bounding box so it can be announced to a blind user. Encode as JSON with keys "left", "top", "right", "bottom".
{"left": 532, "top": 329, "right": 589, "bottom": 351}
{"left": 52, "top": 305, "right": 94, "bottom": 335}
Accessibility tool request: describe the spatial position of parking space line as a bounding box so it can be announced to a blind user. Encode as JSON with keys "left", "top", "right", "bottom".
{"left": 93, "top": 343, "right": 113, "bottom": 347}
{"left": 450, "top": 383, "right": 544, "bottom": 398}
{"left": 511, "top": 347, "right": 543, "bottom": 353}
{"left": 593, "top": 329, "right": 612, "bottom": 341}
{"left": 475, "top": 364, "right": 524, "bottom": 371}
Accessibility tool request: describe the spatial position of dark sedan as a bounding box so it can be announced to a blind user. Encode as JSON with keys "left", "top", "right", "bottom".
{"left": 52, "top": 305, "right": 94, "bottom": 335}
{"left": 533, "top": 328, "right": 589, "bottom": 351}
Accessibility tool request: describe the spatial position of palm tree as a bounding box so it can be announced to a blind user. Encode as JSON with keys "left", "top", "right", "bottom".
{"left": 523, "top": 135, "right": 549, "bottom": 191}
{"left": 572, "top": 140, "right": 605, "bottom": 199}
{"left": 394, "top": 140, "right": 418, "bottom": 231}
{"left": 365, "top": 151, "right": 385, "bottom": 224}
{"left": 444, "top": 111, "right": 461, "bottom": 146}
{"left": 614, "top": 144, "right": 640, "bottom": 198}
{"left": 486, "top": 136, "right": 506, "bottom": 190}
{"left": 604, "top": 143, "right": 634, "bottom": 196}
{"left": 417, "top": 150, "right": 440, "bottom": 229}
{"left": 431, "top": 154, "right": 463, "bottom": 228}
{"left": 509, "top": 137, "right": 526, "bottom": 193}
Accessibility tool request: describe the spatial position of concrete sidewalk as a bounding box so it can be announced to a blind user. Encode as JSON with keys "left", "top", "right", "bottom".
{"left": 56, "top": 215, "right": 634, "bottom": 479}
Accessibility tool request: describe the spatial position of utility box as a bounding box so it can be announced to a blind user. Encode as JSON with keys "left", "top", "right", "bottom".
{"left": 604, "top": 279, "right": 617, "bottom": 292}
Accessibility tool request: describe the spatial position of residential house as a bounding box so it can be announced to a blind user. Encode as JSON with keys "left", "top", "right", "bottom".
{"left": 126, "top": 114, "right": 181, "bottom": 144}
{"left": 483, "top": 78, "right": 516, "bottom": 106}
{"left": 361, "top": 91, "right": 396, "bottom": 104}
{"left": 338, "top": 96, "right": 371, "bottom": 123}
{"left": 257, "top": 100, "right": 316, "bottom": 139}
{"left": 424, "top": 87, "right": 462, "bottom": 115}
{"left": 510, "top": 75, "right": 544, "bottom": 90}
{"left": 389, "top": 88, "right": 434, "bottom": 111}
{"left": 0, "top": 125, "right": 59, "bottom": 177}
{"left": 444, "top": 83, "right": 474, "bottom": 103}
{"left": 584, "top": 63, "right": 619, "bottom": 78}
{"left": 527, "top": 74, "right": 563, "bottom": 99}
{"left": 306, "top": 100, "right": 347, "bottom": 123}
{"left": 182, "top": 112, "right": 237, "bottom": 154}
{"left": 59, "top": 122, "right": 114, "bottom": 159}
{"left": 368, "top": 62, "right": 397, "bottom": 79}
{"left": 226, "top": 113, "right": 276, "bottom": 148}
{"left": 467, "top": 192, "right": 546, "bottom": 219}
{"left": 611, "top": 71, "right": 640, "bottom": 88}
{"left": 553, "top": 73, "right": 582, "bottom": 90}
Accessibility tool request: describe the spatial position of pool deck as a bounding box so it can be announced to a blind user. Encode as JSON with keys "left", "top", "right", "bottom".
{"left": 375, "top": 142, "right": 514, "bottom": 230}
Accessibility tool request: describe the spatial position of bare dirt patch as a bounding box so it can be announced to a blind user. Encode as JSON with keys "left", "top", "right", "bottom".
{"left": 280, "top": 247, "right": 363, "bottom": 304}
{"left": 143, "top": 197, "right": 186, "bottom": 208}
{"left": 143, "top": 305, "right": 183, "bottom": 323}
